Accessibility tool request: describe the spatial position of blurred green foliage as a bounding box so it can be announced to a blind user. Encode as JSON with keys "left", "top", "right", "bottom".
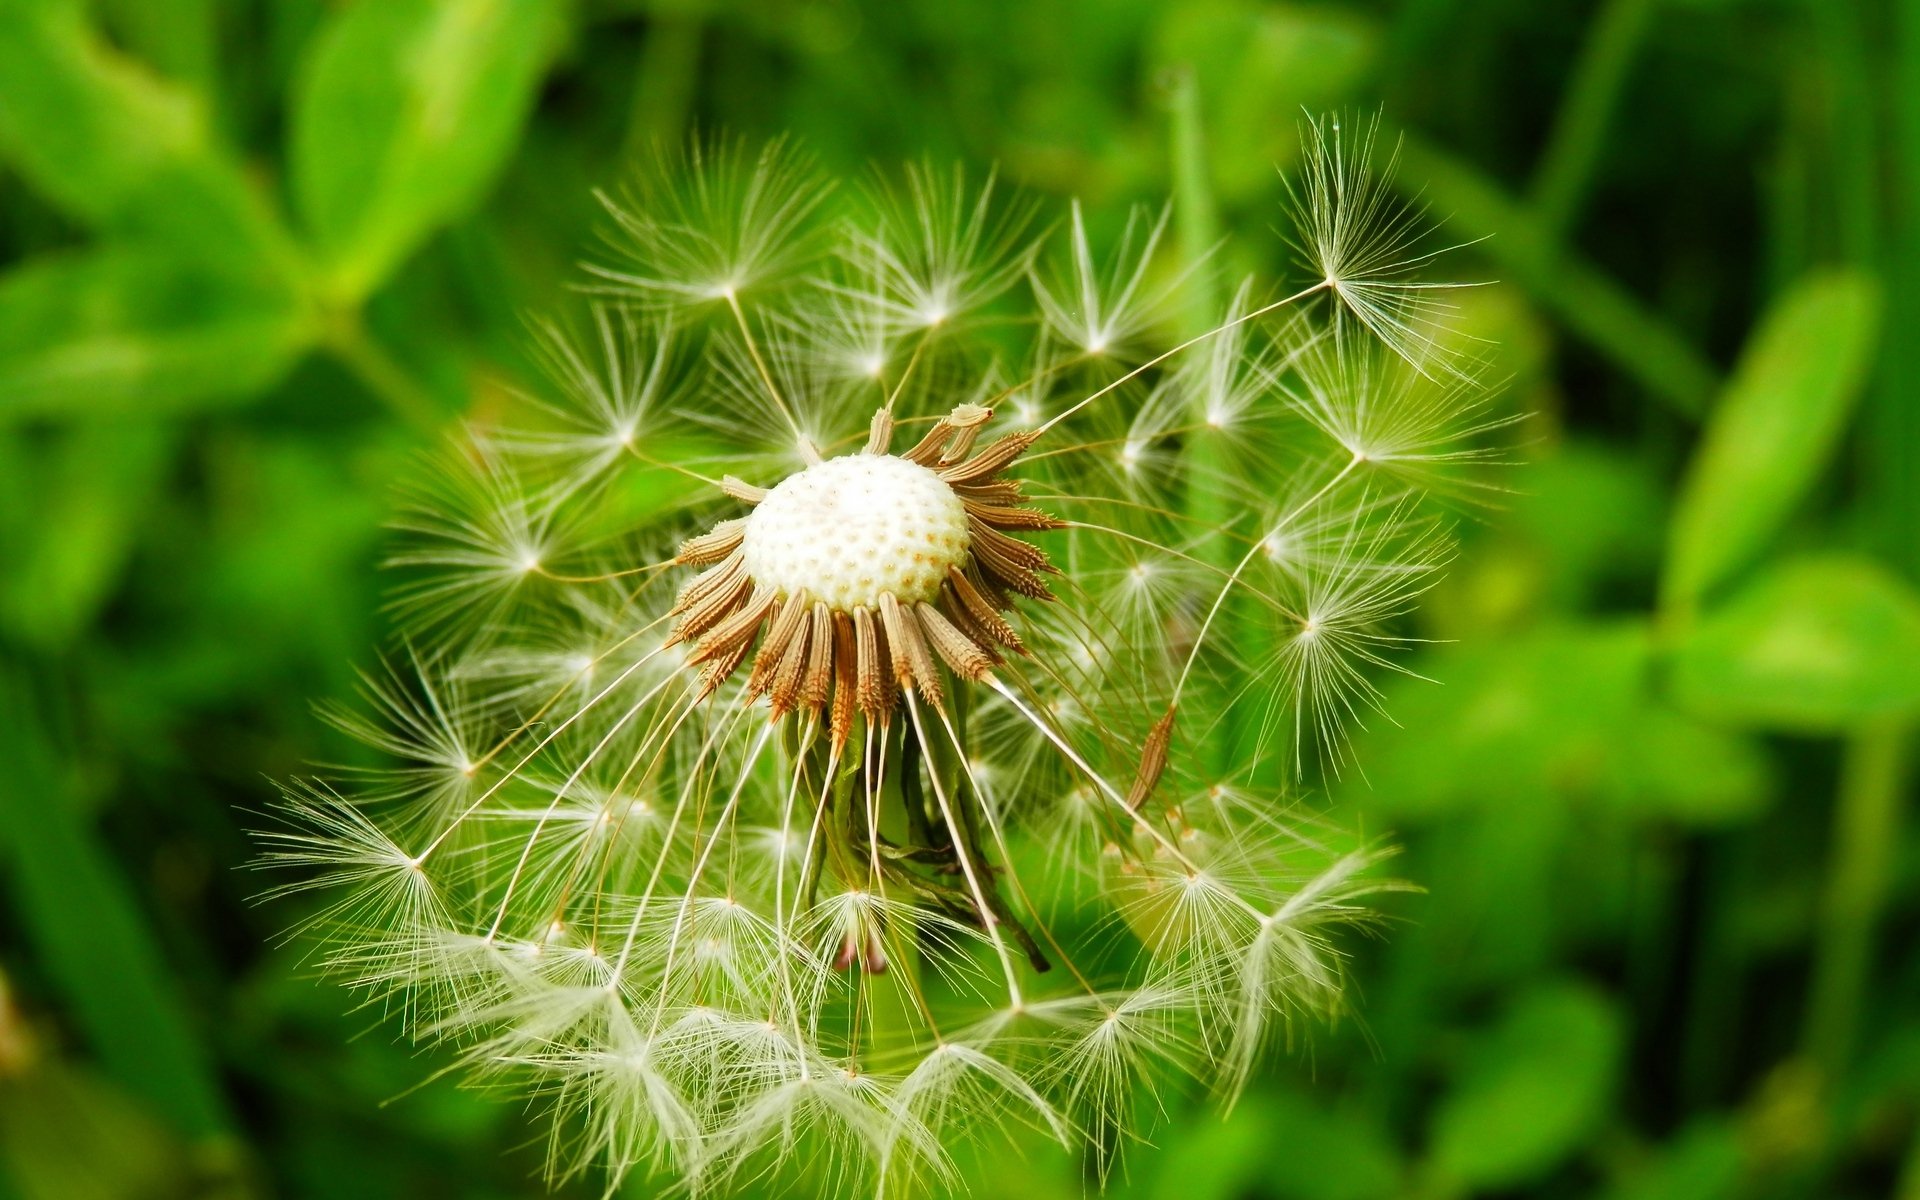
{"left": 0, "top": 0, "right": 1915, "bottom": 1197}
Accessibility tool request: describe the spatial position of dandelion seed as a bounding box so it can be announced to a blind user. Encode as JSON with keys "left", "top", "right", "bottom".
{"left": 589, "top": 136, "right": 832, "bottom": 307}
{"left": 841, "top": 160, "right": 1040, "bottom": 334}
{"left": 1287, "top": 112, "right": 1480, "bottom": 376}
{"left": 1031, "top": 202, "right": 1181, "bottom": 359}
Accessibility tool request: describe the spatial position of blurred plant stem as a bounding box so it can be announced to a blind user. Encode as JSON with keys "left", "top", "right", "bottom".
{"left": 1166, "top": 65, "right": 1241, "bottom": 777}
{"left": 1679, "top": 834, "right": 1748, "bottom": 1109}
{"left": 1807, "top": 0, "right": 1879, "bottom": 267}
{"left": 1165, "top": 67, "right": 1219, "bottom": 338}
{"left": 1165, "top": 66, "right": 1229, "bottom": 555}
{"left": 1901, "top": 1127, "right": 1920, "bottom": 1200}
{"left": 1527, "top": 0, "right": 1656, "bottom": 240}
{"left": 624, "top": 12, "right": 703, "bottom": 159}
{"left": 1802, "top": 720, "right": 1911, "bottom": 1082}
{"left": 1622, "top": 832, "right": 1681, "bottom": 1108}
{"left": 1872, "top": 0, "right": 1920, "bottom": 580}
{"left": 1395, "top": 138, "right": 1716, "bottom": 419}
{"left": 321, "top": 312, "right": 443, "bottom": 434}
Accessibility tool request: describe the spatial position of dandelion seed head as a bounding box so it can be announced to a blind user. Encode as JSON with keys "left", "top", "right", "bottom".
{"left": 265, "top": 119, "right": 1500, "bottom": 1196}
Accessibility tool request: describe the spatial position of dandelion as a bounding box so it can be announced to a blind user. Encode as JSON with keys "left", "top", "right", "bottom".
{"left": 266, "top": 117, "right": 1499, "bottom": 1194}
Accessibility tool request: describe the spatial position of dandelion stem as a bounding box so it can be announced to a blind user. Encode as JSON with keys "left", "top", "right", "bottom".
{"left": 907, "top": 695, "right": 1024, "bottom": 1002}
{"left": 930, "top": 705, "right": 1078, "bottom": 982}
{"left": 773, "top": 720, "right": 829, "bottom": 1044}
{"left": 865, "top": 725, "right": 934, "bottom": 1054}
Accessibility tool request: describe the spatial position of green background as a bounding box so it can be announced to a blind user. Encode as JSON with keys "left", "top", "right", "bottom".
{"left": 1, "top": 0, "right": 1916, "bottom": 1196}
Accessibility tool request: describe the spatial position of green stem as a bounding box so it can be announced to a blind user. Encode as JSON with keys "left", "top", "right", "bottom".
{"left": 1869, "top": 0, "right": 1917, "bottom": 578}
{"left": 1802, "top": 719, "right": 1912, "bottom": 1081}
{"left": 862, "top": 724, "right": 919, "bottom": 1059}
{"left": 1396, "top": 137, "right": 1720, "bottom": 418}
{"left": 1380, "top": 0, "right": 1464, "bottom": 99}
{"left": 1166, "top": 67, "right": 1220, "bottom": 339}
{"left": 623, "top": 13, "right": 703, "bottom": 158}
{"left": 1527, "top": 0, "right": 1657, "bottom": 240}
{"left": 1623, "top": 830, "right": 1678, "bottom": 1064}
{"left": 1809, "top": 0, "right": 1880, "bottom": 268}
{"left": 322, "top": 314, "right": 443, "bottom": 434}
{"left": 1679, "top": 832, "right": 1747, "bottom": 1109}
{"left": 1899, "top": 1122, "right": 1920, "bottom": 1200}
{"left": 1166, "top": 66, "right": 1244, "bottom": 775}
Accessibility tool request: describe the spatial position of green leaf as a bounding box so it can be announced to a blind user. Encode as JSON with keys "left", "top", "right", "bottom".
{"left": 1510, "top": 442, "right": 1665, "bottom": 610}
{"left": 1345, "top": 622, "right": 1769, "bottom": 828}
{"left": 1255, "top": 1094, "right": 1404, "bottom": 1200}
{"left": 1350, "top": 623, "right": 1651, "bottom": 817}
{"left": 1427, "top": 441, "right": 1665, "bottom": 637}
{"left": 1141, "top": 1095, "right": 1277, "bottom": 1200}
{"left": 0, "top": 247, "right": 313, "bottom": 422}
{"left": 1662, "top": 270, "right": 1882, "bottom": 611}
{"left": 0, "top": 672, "right": 235, "bottom": 1140}
{"left": 0, "top": 2, "right": 302, "bottom": 278}
{"left": 1670, "top": 554, "right": 1920, "bottom": 732}
{"left": 0, "top": 1062, "right": 196, "bottom": 1200}
{"left": 1608, "top": 707, "right": 1770, "bottom": 827}
{"left": 94, "top": 0, "right": 217, "bottom": 96}
{"left": 1600, "top": 1121, "right": 1745, "bottom": 1200}
{"left": 291, "top": 0, "right": 567, "bottom": 303}
{"left": 0, "top": 421, "right": 174, "bottom": 649}
{"left": 1427, "top": 981, "right": 1623, "bottom": 1190}
{"left": 1143, "top": 1093, "right": 1400, "bottom": 1200}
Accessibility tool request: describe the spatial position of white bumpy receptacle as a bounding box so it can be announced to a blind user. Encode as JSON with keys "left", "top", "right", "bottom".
{"left": 741, "top": 453, "right": 972, "bottom": 612}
